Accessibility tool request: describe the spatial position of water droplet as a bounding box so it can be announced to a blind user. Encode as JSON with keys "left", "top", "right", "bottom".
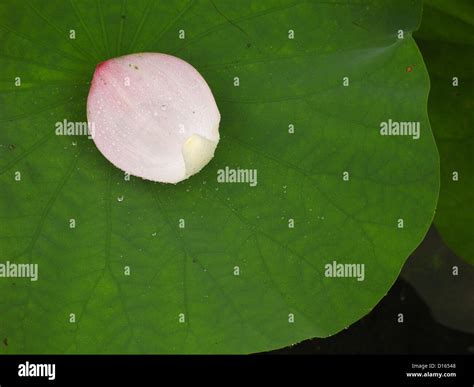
{"left": 151, "top": 232, "right": 157, "bottom": 237}
{"left": 160, "top": 104, "right": 167, "bottom": 111}
{"left": 117, "top": 195, "right": 124, "bottom": 202}
{"left": 72, "top": 141, "right": 77, "bottom": 146}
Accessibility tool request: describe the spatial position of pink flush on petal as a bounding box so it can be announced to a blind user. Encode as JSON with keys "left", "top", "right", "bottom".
{"left": 87, "top": 52, "right": 221, "bottom": 184}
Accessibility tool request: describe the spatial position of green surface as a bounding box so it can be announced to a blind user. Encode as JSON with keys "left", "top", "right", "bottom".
{"left": 0, "top": 0, "right": 438, "bottom": 353}
{"left": 414, "top": 0, "right": 474, "bottom": 264}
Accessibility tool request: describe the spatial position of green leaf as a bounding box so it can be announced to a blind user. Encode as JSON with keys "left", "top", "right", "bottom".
{"left": 414, "top": 0, "right": 474, "bottom": 264}
{"left": 0, "top": 0, "right": 438, "bottom": 353}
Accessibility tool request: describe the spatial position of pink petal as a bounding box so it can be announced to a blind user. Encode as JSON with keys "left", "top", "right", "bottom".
{"left": 87, "top": 53, "right": 220, "bottom": 183}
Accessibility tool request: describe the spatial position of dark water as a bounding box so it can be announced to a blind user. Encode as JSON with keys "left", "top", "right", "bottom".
{"left": 269, "top": 227, "right": 474, "bottom": 354}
